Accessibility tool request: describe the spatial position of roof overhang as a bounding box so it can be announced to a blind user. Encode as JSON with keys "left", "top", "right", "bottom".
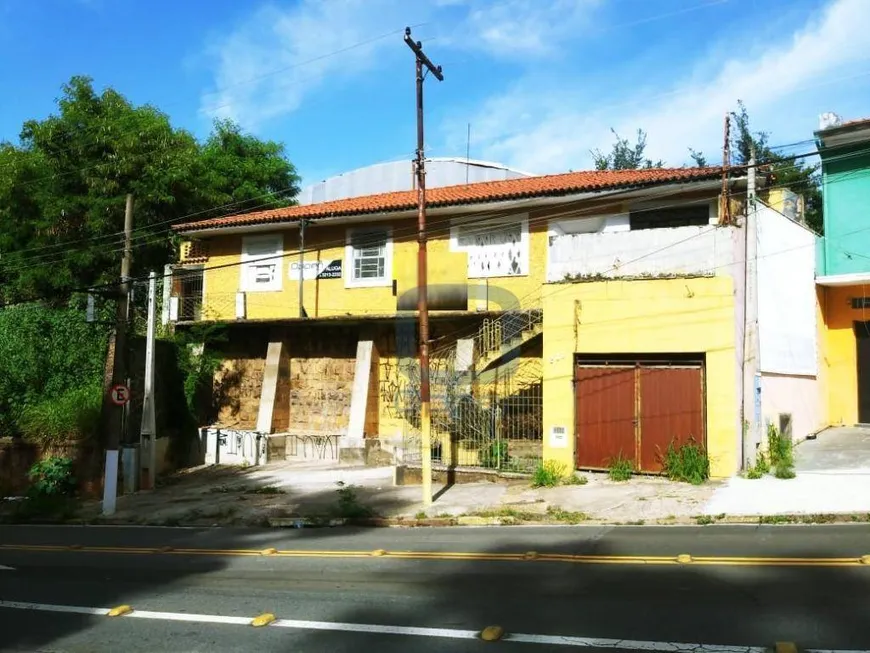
{"left": 180, "top": 177, "right": 741, "bottom": 239}
{"left": 816, "top": 272, "right": 870, "bottom": 287}
{"left": 815, "top": 121, "right": 870, "bottom": 152}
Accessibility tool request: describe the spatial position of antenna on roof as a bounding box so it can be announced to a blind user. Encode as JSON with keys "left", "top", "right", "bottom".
{"left": 466, "top": 122, "right": 471, "bottom": 184}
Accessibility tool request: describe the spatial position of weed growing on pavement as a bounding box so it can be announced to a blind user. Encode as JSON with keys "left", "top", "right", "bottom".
{"left": 696, "top": 515, "right": 714, "bottom": 525}
{"left": 767, "top": 424, "right": 796, "bottom": 479}
{"left": 607, "top": 452, "right": 634, "bottom": 482}
{"left": 564, "top": 473, "right": 588, "bottom": 485}
{"left": 333, "top": 481, "right": 375, "bottom": 519}
{"left": 245, "top": 485, "right": 285, "bottom": 495}
{"left": 659, "top": 437, "right": 709, "bottom": 485}
{"left": 415, "top": 511, "right": 427, "bottom": 520}
{"left": 531, "top": 460, "right": 565, "bottom": 487}
{"left": 3, "top": 457, "right": 80, "bottom": 523}
{"left": 546, "top": 506, "right": 588, "bottom": 524}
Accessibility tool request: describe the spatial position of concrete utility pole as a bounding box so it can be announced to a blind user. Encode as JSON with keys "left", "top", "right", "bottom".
{"left": 404, "top": 26, "right": 443, "bottom": 507}
{"left": 140, "top": 271, "right": 157, "bottom": 490}
{"left": 742, "top": 145, "right": 760, "bottom": 468}
{"left": 101, "top": 193, "right": 134, "bottom": 516}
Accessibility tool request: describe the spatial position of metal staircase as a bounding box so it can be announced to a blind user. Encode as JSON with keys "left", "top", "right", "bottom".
{"left": 474, "top": 308, "right": 543, "bottom": 372}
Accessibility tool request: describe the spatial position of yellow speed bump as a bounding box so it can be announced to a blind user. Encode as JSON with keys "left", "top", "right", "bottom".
{"left": 251, "top": 613, "right": 276, "bottom": 628}
{"left": 676, "top": 554, "right": 693, "bottom": 564}
{"left": 260, "top": 548, "right": 278, "bottom": 556}
{"left": 159, "top": 546, "right": 174, "bottom": 553}
{"left": 68, "top": 544, "right": 82, "bottom": 550}
{"left": 107, "top": 605, "right": 133, "bottom": 617}
{"left": 860, "top": 555, "right": 870, "bottom": 565}
{"left": 480, "top": 625, "right": 505, "bottom": 641}
{"left": 523, "top": 551, "right": 539, "bottom": 560}
{"left": 371, "top": 549, "right": 387, "bottom": 557}
{"left": 775, "top": 642, "right": 798, "bottom": 653}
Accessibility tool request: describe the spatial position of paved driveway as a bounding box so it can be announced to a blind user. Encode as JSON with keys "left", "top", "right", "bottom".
{"left": 795, "top": 426, "right": 870, "bottom": 474}
{"left": 702, "top": 426, "right": 870, "bottom": 516}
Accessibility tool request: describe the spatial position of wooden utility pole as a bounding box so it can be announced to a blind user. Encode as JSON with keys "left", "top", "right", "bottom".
{"left": 298, "top": 219, "right": 307, "bottom": 318}
{"left": 404, "top": 26, "right": 443, "bottom": 507}
{"left": 720, "top": 113, "right": 731, "bottom": 225}
{"left": 101, "top": 193, "right": 134, "bottom": 516}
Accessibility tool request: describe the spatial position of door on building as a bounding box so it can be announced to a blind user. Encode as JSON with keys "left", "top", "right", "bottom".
{"left": 854, "top": 322, "right": 870, "bottom": 423}
{"left": 574, "top": 357, "right": 705, "bottom": 473}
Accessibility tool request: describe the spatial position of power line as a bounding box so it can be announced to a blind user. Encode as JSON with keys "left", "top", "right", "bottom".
{"left": 3, "top": 137, "right": 856, "bottom": 276}
{"left": 0, "top": 24, "right": 426, "bottom": 178}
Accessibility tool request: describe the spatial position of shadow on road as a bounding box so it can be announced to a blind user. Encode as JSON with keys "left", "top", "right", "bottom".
{"left": 2, "top": 521, "right": 870, "bottom": 651}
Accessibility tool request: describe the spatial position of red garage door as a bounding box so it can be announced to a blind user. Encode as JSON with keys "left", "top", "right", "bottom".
{"left": 575, "top": 359, "right": 705, "bottom": 473}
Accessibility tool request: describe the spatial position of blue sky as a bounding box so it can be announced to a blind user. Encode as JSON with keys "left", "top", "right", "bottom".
{"left": 1, "top": 0, "right": 869, "bottom": 187}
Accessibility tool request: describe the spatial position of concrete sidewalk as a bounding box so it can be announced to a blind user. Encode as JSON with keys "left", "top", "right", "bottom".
{"left": 43, "top": 427, "right": 870, "bottom": 528}
{"left": 64, "top": 461, "right": 719, "bottom": 527}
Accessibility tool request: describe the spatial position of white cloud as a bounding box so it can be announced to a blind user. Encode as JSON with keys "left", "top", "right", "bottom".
{"left": 199, "top": 0, "right": 603, "bottom": 130}
{"left": 443, "top": 0, "right": 602, "bottom": 59}
{"left": 442, "top": 0, "right": 870, "bottom": 173}
{"left": 199, "top": 0, "right": 422, "bottom": 129}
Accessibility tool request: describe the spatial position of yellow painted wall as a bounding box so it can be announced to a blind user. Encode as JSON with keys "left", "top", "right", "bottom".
{"left": 540, "top": 276, "right": 738, "bottom": 478}
{"left": 817, "top": 284, "right": 865, "bottom": 425}
{"left": 187, "top": 214, "right": 548, "bottom": 321}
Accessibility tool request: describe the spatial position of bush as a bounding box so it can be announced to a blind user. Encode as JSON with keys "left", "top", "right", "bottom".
{"left": 480, "top": 440, "right": 508, "bottom": 469}
{"left": 27, "top": 456, "right": 76, "bottom": 497}
{"left": 608, "top": 452, "right": 634, "bottom": 482}
{"left": 660, "top": 436, "right": 709, "bottom": 485}
{"left": 17, "top": 384, "right": 102, "bottom": 444}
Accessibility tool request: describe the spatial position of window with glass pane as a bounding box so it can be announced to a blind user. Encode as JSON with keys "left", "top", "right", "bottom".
{"left": 351, "top": 230, "right": 387, "bottom": 280}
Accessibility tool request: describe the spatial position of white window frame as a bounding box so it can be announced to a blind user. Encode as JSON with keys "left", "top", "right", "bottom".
{"left": 240, "top": 233, "right": 283, "bottom": 292}
{"left": 344, "top": 226, "right": 393, "bottom": 288}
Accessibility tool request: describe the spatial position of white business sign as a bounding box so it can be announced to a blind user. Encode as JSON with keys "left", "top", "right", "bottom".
{"left": 289, "top": 259, "right": 342, "bottom": 280}
{"left": 549, "top": 425, "right": 568, "bottom": 448}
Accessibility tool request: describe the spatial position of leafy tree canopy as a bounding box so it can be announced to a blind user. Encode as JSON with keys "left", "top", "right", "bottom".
{"left": 0, "top": 76, "right": 300, "bottom": 305}
{"left": 729, "top": 99, "right": 823, "bottom": 233}
{"left": 591, "top": 128, "right": 664, "bottom": 170}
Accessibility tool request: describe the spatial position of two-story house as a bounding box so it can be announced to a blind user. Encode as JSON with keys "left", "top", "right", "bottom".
{"left": 170, "top": 162, "right": 817, "bottom": 480}
{"left": 815, "top": 115, "right": 870, "bottom": 425}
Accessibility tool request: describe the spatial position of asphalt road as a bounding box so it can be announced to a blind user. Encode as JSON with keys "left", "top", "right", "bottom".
{"left": 1, "top": 523, "right": 870, "bottom": 652}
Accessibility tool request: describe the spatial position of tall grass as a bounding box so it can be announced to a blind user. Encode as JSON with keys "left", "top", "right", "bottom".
{"left": 18, "top": 384, "right": 102, "bottom": 444}
{"left": 608, "top": 451, "right": 634, "bottom": 482}
{"left": 660, "top": 436, "right": 709, "bottom": 485}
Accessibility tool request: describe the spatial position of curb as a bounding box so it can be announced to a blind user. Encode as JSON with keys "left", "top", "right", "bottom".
{"left": 6, "top": 511, "right": 870, "bottom": 529}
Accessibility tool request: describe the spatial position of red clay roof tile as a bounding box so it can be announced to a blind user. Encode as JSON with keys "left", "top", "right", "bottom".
{"left": 174, "top": 166, "right": 727, "bottom": 233}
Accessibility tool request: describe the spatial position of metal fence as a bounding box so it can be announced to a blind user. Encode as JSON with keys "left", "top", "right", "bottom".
{"left": 397, "top": 311, "right": 544, "bottom": 474}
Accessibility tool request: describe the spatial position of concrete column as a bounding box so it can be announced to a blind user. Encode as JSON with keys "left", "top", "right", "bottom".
{"left": 256, "top": 340, "right": 288, "bottom": 436}
{"left": 342, "top": 340, "right": 374, "bottom": 463}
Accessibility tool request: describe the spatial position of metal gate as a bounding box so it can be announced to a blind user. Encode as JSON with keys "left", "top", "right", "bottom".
{"left": 574, "top": 359, "right": 705, "bottom": 473}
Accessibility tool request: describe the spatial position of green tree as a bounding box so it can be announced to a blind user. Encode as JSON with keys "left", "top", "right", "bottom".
{"left": 591, "top": 128, "right": 664, "bottom": 170}
{"left": 0, "top": 76, "right": 300, "bottom": 305}
{"left": 729, "top": 100, "right": 823, "bottom": 233}
{"left": 688, "top": 148, "right": 708, "bottom": 167}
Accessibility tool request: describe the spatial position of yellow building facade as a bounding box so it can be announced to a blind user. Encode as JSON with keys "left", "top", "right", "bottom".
{"left": 174, "top": 167, "right": 746, "bottom": 478}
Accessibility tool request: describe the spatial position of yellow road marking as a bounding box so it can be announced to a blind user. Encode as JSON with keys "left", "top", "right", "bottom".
{"left": 1, "top": 543, "right": 868, "bottom": 568}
